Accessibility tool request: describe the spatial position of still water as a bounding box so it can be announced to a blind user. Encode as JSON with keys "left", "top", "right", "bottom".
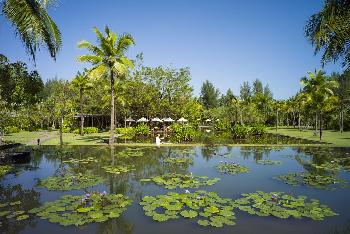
{"left": 1, "top": 146, "right": 350, "bottom": 234}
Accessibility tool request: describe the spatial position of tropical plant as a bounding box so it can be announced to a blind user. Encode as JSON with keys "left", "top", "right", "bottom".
{"left": 301, "top": 70, "right": 339, "bottom": 139}
{"left": 2, "top": 0, "right": 62, "bottom": 61}
{"left": 70, "top": 70, "right": 93, "bottom": 135}
{"left": 77, "top": 26, "right": 135, "bottom": 145}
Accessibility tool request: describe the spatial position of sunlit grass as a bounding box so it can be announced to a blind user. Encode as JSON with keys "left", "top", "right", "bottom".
{"left": 268, "top": 127, "right": 350, "bottom": 147}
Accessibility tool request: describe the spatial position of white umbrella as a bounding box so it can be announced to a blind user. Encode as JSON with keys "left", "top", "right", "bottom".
{"left": 177, "top": 117, "right": 188, "bottom": 123}
{"left": 125, "top": 117, "right": 135, "bottom": 122}
{"left": 205, "top": 119, "right": 212, "bottom": 122}
{"left": 163, "top": 117, "right": 174, "bottom": 122}
{"left": 151, "top": 117, "right": 163, "bottom": 122}
{"left": 137, "top": 117, "right": 149, "bottom": 122}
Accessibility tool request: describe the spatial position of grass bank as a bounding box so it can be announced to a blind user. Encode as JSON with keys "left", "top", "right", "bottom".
{"left": 267, "top": 127, "right": 350, "bottom": 147}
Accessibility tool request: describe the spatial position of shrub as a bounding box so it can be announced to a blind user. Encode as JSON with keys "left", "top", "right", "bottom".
{"left": 134, "top": 123, "right": 150, "bottom": 136}
{"left": 214, "top": 120, "right": 231, "bottom": 132}
{"left": 170, "top": 123, "right": 199, "bottom": 143}
{"left": 84, "top": 127, "right": 99, "bottom": 134}
{"left": 71, "top": 127, "right": 99, "bottom": 134}
{"left": 250, "top": 124, "right": 267, "bottom": 135}
{"left": 62, "top": 127, "right": 71, "bottom": 133}
{"left": 230, "top": 124, "right": 250, "bottom": 139}
{"left": 4, "top": 126, "right": 20, "bottom": 134}
{"left": 115, "top": 127, "right": 135, "bottom": 137}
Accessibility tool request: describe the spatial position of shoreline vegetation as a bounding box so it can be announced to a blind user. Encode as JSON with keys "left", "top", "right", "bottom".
{"left": 3, "top": 129, "right": 350, "bottom": 147}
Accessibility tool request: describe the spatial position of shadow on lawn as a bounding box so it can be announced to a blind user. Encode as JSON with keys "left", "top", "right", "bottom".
{"left": 77, "top": 135, "right": 109, "bottom": 143}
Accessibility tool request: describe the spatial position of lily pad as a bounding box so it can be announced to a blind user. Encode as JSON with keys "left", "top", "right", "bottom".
{"left": 29, "top": 192, "right": 132, "bottom": 226}
{"left": 164, "top": 157, "right": 193, "bottom": 164}
{"left": 0, "top": 200, "right": 31, "bottom": 223}
{"left": 216, "top": 162, "right": 249, "bottom": 174}
{"left": 256, "top": 160, "right": 282, "bottom": 165}
{"left": 63, "top": 157, "right": 98, "bottom": 164}
{"left": 116, "top": 148, "right": 144, "bottom": 158}
{"left": 233, "top": 191, "right": 338, "bottom": 221}
{"left": 102, "top": 165, "right": 135, "bottom": 174}
{"left": 274, "top": 172, "right": 349, "bottom": 190}
{"left": 141, "top": 173, "right": 220, "bottom": 189}
{"left": 37, "top": 173, "right": 104, "bottom": 191}
{"left": 0, "top": 165, "right": 12, "bottom": 177}
{"left": 139, "top": 190, "right": 236, "bottom": 228}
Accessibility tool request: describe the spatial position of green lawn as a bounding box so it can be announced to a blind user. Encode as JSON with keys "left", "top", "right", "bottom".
{"left": 267, "top": 127, "right": 350, "bottom": 147}
{"left": 42, "top": 132, "right": 110, "bottom": 145}
{"left": 3, "top": 131, "right": 57, "bottom": 144}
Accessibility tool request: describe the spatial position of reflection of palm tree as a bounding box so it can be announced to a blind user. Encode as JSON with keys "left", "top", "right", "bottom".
{"left": 97, "top": 215, "right": 134, "bottom": 234}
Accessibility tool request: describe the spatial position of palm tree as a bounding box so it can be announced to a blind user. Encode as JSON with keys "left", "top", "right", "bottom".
{"left": 305, "top": 0, "right": 350, "bottom": 68}
{"left": 77, "top": 26, "right": 135, "bottom": 145}
{"left": 301, "top": 70, "right": 339, "bottom": 140}
{"left": 2, "top": 0, "right": 62, "bottom": 61}
{"left": 71, "top": 70, "right": 93, "bottom": 136}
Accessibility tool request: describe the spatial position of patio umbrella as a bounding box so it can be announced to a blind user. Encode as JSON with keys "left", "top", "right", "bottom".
{"left": 125, "top": 117, "right": 135, "bottom": 122}
{"left": 151, "top": 117, "right": 163, "bottom": 122}
{"left": 177, "top": 117, "right": 188, "bottom": 123}
{"left": 163, "top": 117, "right": 174, "bottom": 122}
{"left": 137, "top": 117, "right": 149, "bottom": 122}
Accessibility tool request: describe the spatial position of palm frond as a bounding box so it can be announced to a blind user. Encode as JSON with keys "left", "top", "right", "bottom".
{"left": 115, "top": 33, "right": 135, "bottom": 56}
{"left": 77, "top": 55, "right": 102, "bottom": 64}
{"left": 3, "top": 0, "right": 62, "bottom": 61}
{"left": 77, "top": 40, "right": 104, "bottom": 56}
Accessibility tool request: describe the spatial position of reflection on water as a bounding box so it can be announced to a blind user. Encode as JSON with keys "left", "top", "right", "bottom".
{"left": 116, "top": 132, "right": 324, "bottom": 145}
{"left": 0, "top": 145, "right": 350, "bottom": 234}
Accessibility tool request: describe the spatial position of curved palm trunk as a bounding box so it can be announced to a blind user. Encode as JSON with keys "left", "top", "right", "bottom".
{"left": 109, "top": 69, "right": 115, "bottom": 145}
{"left": 80, "top": 89, "right": 84, "bottom": 136}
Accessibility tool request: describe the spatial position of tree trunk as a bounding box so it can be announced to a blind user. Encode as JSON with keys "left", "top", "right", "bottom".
{"left": 109, "top": 68, "right": 115, "bottom": 145}
{"left": 80, "top": 89, "right": 84, "bottom": 136}
{"left": 319, "top": 111, "right": 322, "bottom": 140}
{"left": 59, "top": 109, "right": 64, "bottom": 146}
{"left": 340, "top": 108, "right": 344, "bottom": 133}
{"left": 315, "top": 113, "right": 318, "bottom": 132}
{"left": 298, "top": 112, "right": 301, "bottom": 130}
{"left": 275, "top": 109, "right": 278, "bottom": 132}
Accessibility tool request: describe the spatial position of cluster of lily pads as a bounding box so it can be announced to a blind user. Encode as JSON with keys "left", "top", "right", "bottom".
{"left": 63, "top": 157, "right": 98, "bottom": 164}
{"left": 233, "top": 191, "right": 338, "bottom": 220}
{"left": 256, "top": 160, "right": 282, "bottom": 165}
{"left": 139, "top": 190, "right": 236, "bottom": 227}
{"left": 116, "top": 148, "right": 144, "bottom": 158}
{"left": 311, "top": 158, "right": 350, "bottom": 171}
{"left": 0, "top": 165, "right": 12, "bottom": 177}
{"left": 29, "top": 192, "right": 132, "bottom": 226}
{"left": 0, "top": 201, "right": 30, "bottom": 223}
{"left": 37, "top": 173, "right": 104, "bottom": 190}
{"left": 216, "top": 161, "right": 249, "bottom": 174}
{"left": 274, "top": 172, "right": 349, "bottom": 190}
{"left": 171, "top": 148, "right": 196, "bottom": 156}
{"left": 164, "top": 157, "right": 193, "bottom": 164}
{"left": 102, "top": 165, "right": 135, "bottom": 174}
{"left": 140, "top": 173, "right": 220, "bottom": 189}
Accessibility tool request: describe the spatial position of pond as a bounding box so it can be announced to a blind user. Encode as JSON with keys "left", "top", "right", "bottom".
{"left": 1, "top": 145, "right": 350, "bottom": 234}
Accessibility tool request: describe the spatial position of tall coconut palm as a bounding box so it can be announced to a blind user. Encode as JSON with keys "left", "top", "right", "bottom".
{"left": 71, "top": 70, "right": 93, "bottom": 136}
{"left": 2, "top": 0, "right": 62, "bottom": 61}
{"left": 77, "top": 26, "right": 135, "bottom": 145}
{"left": 301, "top": 70, "right": 339, "bottom": 140}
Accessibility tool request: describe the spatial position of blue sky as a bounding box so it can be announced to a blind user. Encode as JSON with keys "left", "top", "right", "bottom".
{"left": 0, "top": 0, "right": 343, "bottom": 99}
